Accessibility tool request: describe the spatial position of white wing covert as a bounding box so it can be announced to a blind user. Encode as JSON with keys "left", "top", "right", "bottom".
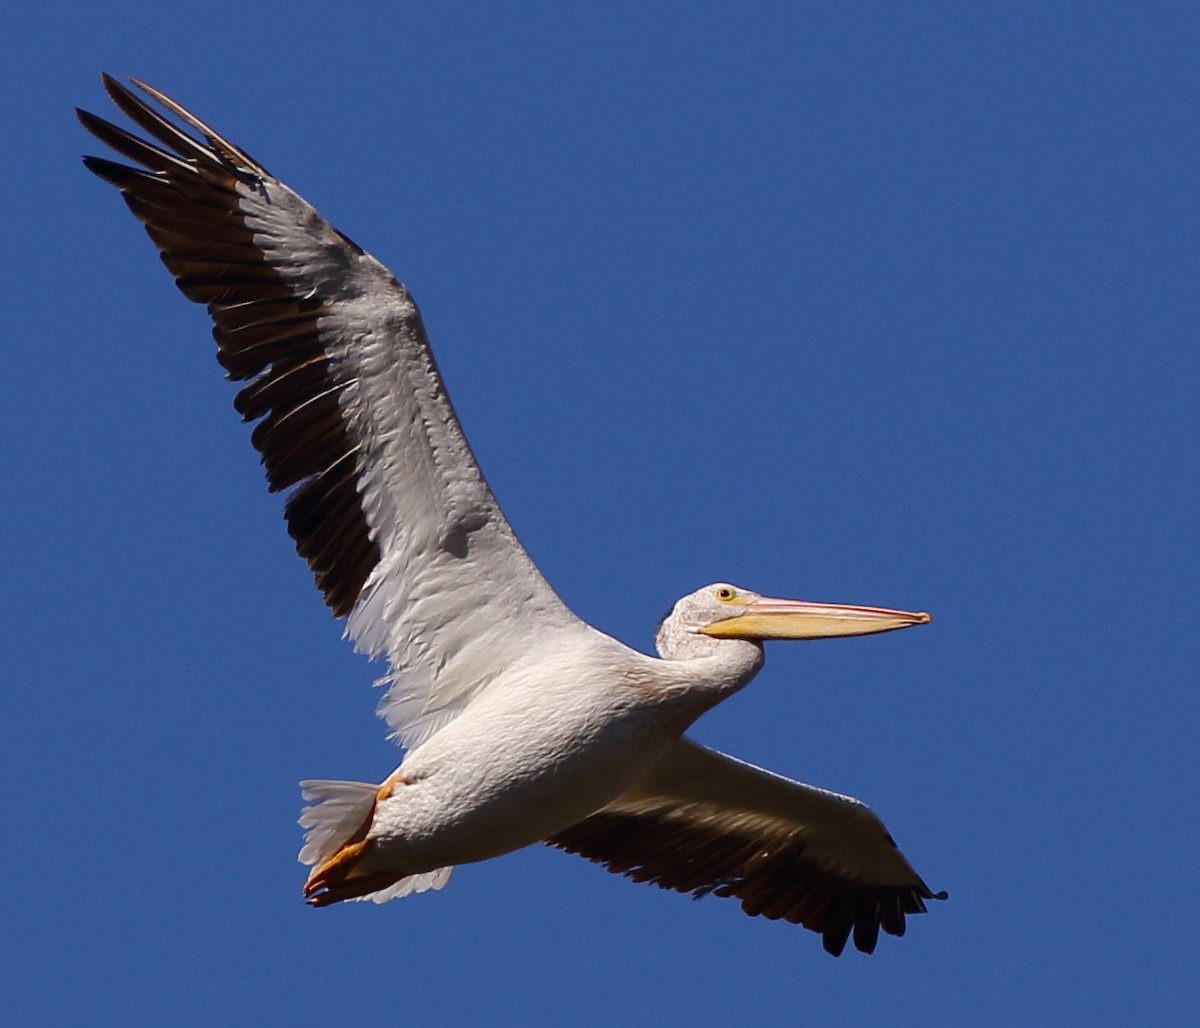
{"left": 79, "top": 76, "right": 580, "bottom": 748}
{"left": 548, "top": 737, "right": 946, "bottom": 956}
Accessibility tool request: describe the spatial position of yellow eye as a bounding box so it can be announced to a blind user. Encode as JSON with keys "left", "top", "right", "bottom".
{"left": 715, "top": 587, "right": 736, "bottom": 602}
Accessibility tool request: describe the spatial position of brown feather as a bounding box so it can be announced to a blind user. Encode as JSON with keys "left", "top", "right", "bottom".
{"left": 80, "top": 76, "right": 381, "bottom": 619}
{"left": 548, "top": 806, "right": 941, "bottom": 956}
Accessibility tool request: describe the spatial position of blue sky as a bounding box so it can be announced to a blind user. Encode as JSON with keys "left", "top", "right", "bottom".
{"left": 3, "top": 3, "right": 1196, "bottom": 1024}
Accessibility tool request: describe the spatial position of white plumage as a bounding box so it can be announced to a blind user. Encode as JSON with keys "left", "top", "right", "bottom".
{"left": 80, "top": 75, "right": 942, "bottom": 956}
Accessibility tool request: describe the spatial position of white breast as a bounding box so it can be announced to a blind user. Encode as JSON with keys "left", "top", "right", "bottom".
{"left": 371, "top": 631, "right": 695, "bottom": 869}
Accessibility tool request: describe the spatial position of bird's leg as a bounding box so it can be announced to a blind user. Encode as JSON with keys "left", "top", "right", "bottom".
{"left": 303, "top": 773, "right": 409, "bottom": 905}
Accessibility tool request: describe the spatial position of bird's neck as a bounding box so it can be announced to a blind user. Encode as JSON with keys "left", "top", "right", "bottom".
{"left": 658, "top": 636, "right": 765, "bottom": 710}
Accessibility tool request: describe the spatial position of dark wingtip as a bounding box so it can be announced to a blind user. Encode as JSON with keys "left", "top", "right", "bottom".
{"left": 822, "top": 931, "right": 849, "bottom": 958}
{"left": 76, "top": 106, "right": 115, "bottom": 141}
{"left": 80, "top": 154, "right": 124, "bottom": 183}
{"left": 100, "top": 70, "right": 126, "bottom": 99}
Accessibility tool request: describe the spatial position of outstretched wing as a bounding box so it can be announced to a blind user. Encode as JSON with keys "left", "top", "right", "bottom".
{"left": 79, "top": 75, "right": 581, "bottom": 748}
{"left": 547, "top": 737, "right": 945, "bottom": 956}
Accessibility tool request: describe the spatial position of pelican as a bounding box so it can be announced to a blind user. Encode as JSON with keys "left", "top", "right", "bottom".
{"left": 79, "top": 75, "right": 944, "bottom": 957}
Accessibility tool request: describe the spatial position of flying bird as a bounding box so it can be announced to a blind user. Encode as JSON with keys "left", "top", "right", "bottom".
{"left": 79, "top": 75, "right": 944, "bottom": 957}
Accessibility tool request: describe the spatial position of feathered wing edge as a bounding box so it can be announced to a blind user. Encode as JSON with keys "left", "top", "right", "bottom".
{"left": 78, "top": 74, "right": 382, "bottom": 617}
{"left": 547, "top": 738, "right": 945, "bottom": 956}
{"left": 79, "top": 75, "right": 583, "bottom": 750}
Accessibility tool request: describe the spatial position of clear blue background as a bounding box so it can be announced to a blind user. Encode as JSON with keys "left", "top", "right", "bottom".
{"left": 3, "top": 3, "right": 1196, "bottom": 1025}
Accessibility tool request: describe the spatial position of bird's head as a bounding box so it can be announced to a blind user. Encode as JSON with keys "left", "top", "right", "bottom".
{"left": 655, "top": 582, "right": 930, "bottom": 659}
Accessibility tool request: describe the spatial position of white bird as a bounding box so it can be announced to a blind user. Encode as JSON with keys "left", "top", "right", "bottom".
{"left": 80, "top": 75, "right": 944, "bottom": 956}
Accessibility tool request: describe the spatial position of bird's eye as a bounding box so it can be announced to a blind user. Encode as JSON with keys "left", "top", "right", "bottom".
{"left": 715, "top": 587, "right": 736, "bottom": 602}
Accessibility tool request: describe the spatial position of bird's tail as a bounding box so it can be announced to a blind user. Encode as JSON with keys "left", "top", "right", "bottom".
{"left": 297, "top": 779, "right": 453, "bottom": 905}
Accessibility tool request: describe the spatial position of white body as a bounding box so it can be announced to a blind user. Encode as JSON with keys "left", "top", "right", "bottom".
{"left": 365, "top": 628, "right": 760, "bottom": 874}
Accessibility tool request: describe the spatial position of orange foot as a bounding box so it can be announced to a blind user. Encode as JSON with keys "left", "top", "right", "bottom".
{"left": 303, "top": 774, "right": 408, "bottom": 906}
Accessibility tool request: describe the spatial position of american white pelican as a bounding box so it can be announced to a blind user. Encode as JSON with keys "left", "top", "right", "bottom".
{"left": 80, "top": 75, "right": 944, "bottom": 956}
